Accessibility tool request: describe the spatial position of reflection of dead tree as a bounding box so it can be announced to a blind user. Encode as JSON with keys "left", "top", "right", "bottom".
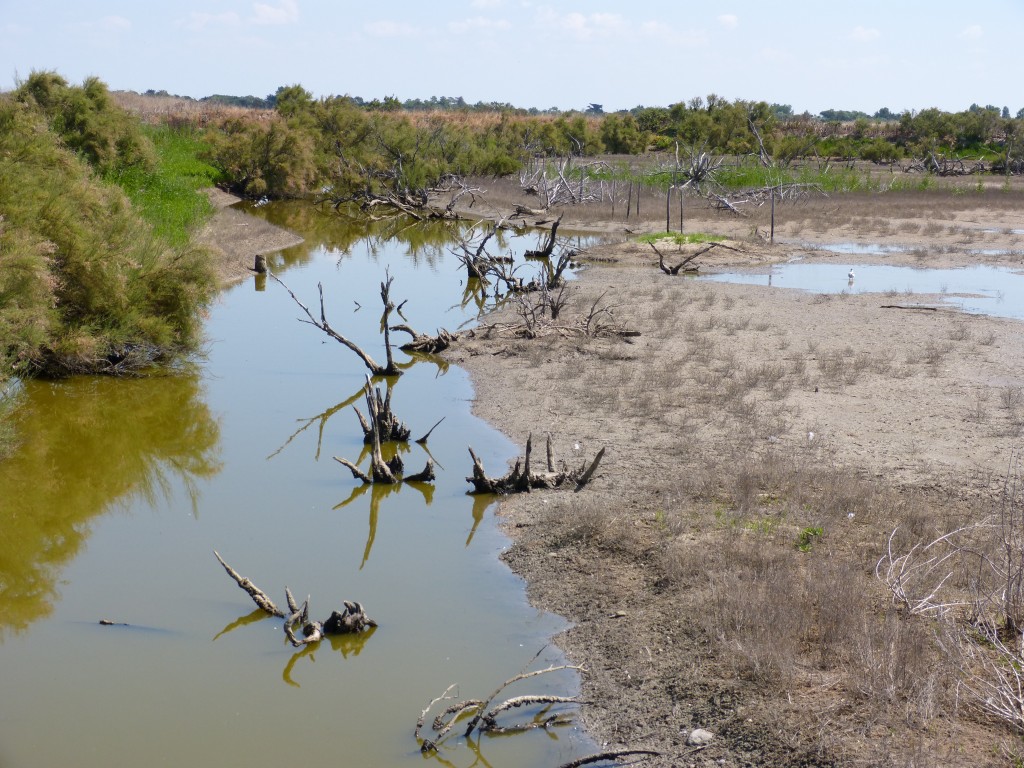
{"left": 333, "top": 479, "right": 434, "bottom": 569}
{"left": 416, "top": 661, "right": 584, "bottom": 753}
{"left": 454, "top": 224, "right": 506, "bottom": 282}
{"left": 213, "top": 551, "right": 376, "bottom": 648}
{"left": 270, "top": 271, "right": 402, "bottom": 377}
{"left": 266, "top": 385, "right": 365, "bottom": 462}
{"left": 466, "top": 434, "right": 605, "bottom": 494}
{"left": 334, "top": 377, "right": 435, "bottom": 484}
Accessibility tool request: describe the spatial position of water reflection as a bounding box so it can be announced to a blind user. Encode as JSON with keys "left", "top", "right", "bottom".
{"left": 332, "top": 475, "right": 435, "bottom": 569}
{"left": 0, "top": 374, "right": 220, "bottom": 639}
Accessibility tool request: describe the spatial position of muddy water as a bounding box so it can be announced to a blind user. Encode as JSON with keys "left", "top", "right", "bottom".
{"left": 0, "top": 206, "right": 590, "bottom": 767}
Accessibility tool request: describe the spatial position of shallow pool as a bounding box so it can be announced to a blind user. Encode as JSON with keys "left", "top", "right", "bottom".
{"left": 703, "top": 262, "right": 1024, "bottom": 321}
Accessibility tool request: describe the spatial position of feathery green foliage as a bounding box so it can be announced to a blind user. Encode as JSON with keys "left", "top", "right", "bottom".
{"left": 0, "top": 87, "right": 214, "bottom": 380}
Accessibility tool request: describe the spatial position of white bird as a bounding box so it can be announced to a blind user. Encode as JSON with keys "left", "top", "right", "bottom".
{"left": 847, "top": 269, "right": 855, "bottom": 280}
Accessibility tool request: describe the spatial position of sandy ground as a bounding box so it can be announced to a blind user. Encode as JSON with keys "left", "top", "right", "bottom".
{"left": 196, "top": 188, "right": 304, "bottom": 285}
{"left": 206, "top": 185, "right": 1024, "bottom": 766}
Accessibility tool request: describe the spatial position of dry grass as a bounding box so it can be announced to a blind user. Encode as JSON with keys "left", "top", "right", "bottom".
{"left": 474, "top": 228, "right": 1024, "bottom": 764}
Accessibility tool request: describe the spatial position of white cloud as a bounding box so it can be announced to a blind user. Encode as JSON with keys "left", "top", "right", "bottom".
{"left": 850, "top": 25, "right": 880, "bottom": 42}
{"left": 638, "top": 20, "right": 707, "bottom": 47}
{"left": 535, "top": 9, "right": 625, "bottom": 40}
{"left": 251, "top": 0, "right": 299, "bottom": 25}
{"left": 717, "top": 14, "right": 738, "bottom": 29}
{"left": 960, "top": 24, "right": 983, "bottom": 40}
{"left": 183, "top": 12, "right": 241, "bottom": 31}
{"left": 100, "top": 16, "right": 131, "bottom": 31}
{"left": 365, "top": 20, "right": 419, "bottom": 37}
{"left": 448, "top": 16, "right": 511, "bottom": 34}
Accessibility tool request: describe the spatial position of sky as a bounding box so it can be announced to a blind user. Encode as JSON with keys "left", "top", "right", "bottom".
{"left": 1, "top": 1, "right": 1021, "bottom": 116}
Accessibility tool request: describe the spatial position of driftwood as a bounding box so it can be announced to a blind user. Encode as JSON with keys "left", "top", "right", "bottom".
{"left": 416, "top": 662, "right": 585, "bottom": 753}
{"left": 466, "top": 434, "right": 605, "bottom": 494}
{"left": 880, "top": 304, "right": 940, "bottom": 311}
{"left": 270, "top": 271, "right": 402, "bottom": 377}
{"left": 213, "top": 551, "right": 376, "bottom": 648}
{"left": 390, "top": 324, "right": 457, "bottom": 354}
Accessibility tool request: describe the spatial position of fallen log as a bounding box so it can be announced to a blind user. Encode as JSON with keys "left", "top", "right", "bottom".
{"left": 390, "top": 324, "right": 457, "bottom": 354}
{"left": 466, "top": 434, "right": 605, "bottom": 494}
{"left": 880, "top": 304, "right": 940, "bottom": 311}
{"left": 416, "top": 661, "right": 585, "bottom": 753}
{"left": 213, "top": 551, "right": 376, "bottom": 648}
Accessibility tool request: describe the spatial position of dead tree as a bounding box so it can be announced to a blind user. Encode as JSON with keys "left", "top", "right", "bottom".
{"left": 466, "top": 434, "right": 605, "bottom": 494}
{"left": 452, "top": 225, "right": 499, "bottom": 280}
{"left": 334, "top": 377, "right": 435, "bottom": 484}
{"left": 648, "top": 240, "right": 741, "bottom": 275}
{"left": 353, "top": 376, "right": 411, "bottom": 443}
{"left": 524, "top": 214, "right": 563, "bottom": 259}
{"left": 213, "top": 551, "right": 376, "bottom": 648}
{"left": 270, "top": 271, "right": 402, "bottom": 377}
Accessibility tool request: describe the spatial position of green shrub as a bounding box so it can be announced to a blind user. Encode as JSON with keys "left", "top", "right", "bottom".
{"left": 0, "top": 95, "right": 214, "bottom": 379}
{"left": 203, "top": 114, "right": 317, "bottom": 198}
{"left": 15, "top": 71, "right": 156, "bottom": 175}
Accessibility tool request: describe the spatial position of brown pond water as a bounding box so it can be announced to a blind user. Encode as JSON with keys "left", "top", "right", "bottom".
{"left": 0, "top": 205, "right": 593, "bottom": 767}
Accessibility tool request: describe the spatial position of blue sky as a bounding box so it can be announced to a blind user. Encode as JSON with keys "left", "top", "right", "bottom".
{"left": 1, "top": 1, "right": 1020, "bottom": 115}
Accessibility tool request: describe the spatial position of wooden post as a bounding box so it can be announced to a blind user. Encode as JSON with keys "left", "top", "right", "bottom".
{"left": 611, "top": 179, "right": 616, "bottom": 216}
{"left": 770, "top": 188, "right": 776, "bottom": 244}
{"left": 626, "top": 181, "right": 633, "bottom": 220}
{"left": 679, "top": 188, "right": 684, "bottom": 234}
{"left": 665, "top": 184, "right": 671, "bottom": 233}
{"left": 636, "top": 183, "right": 641, "bottom": 218}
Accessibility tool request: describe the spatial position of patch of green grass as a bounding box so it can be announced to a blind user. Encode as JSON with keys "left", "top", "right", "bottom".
{"left": 638, "top": 231, "right": 726, "bottom": 245}
{"left": 796, "top": 526, "right": 824, "bottom": 552}
{"left": 107, "top": 125, "right": 220, "bottom": 246}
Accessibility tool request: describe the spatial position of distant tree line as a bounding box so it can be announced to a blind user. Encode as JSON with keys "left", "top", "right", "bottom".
{"left": 128, "top": 82, "right": 1024, "bottom": 203}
